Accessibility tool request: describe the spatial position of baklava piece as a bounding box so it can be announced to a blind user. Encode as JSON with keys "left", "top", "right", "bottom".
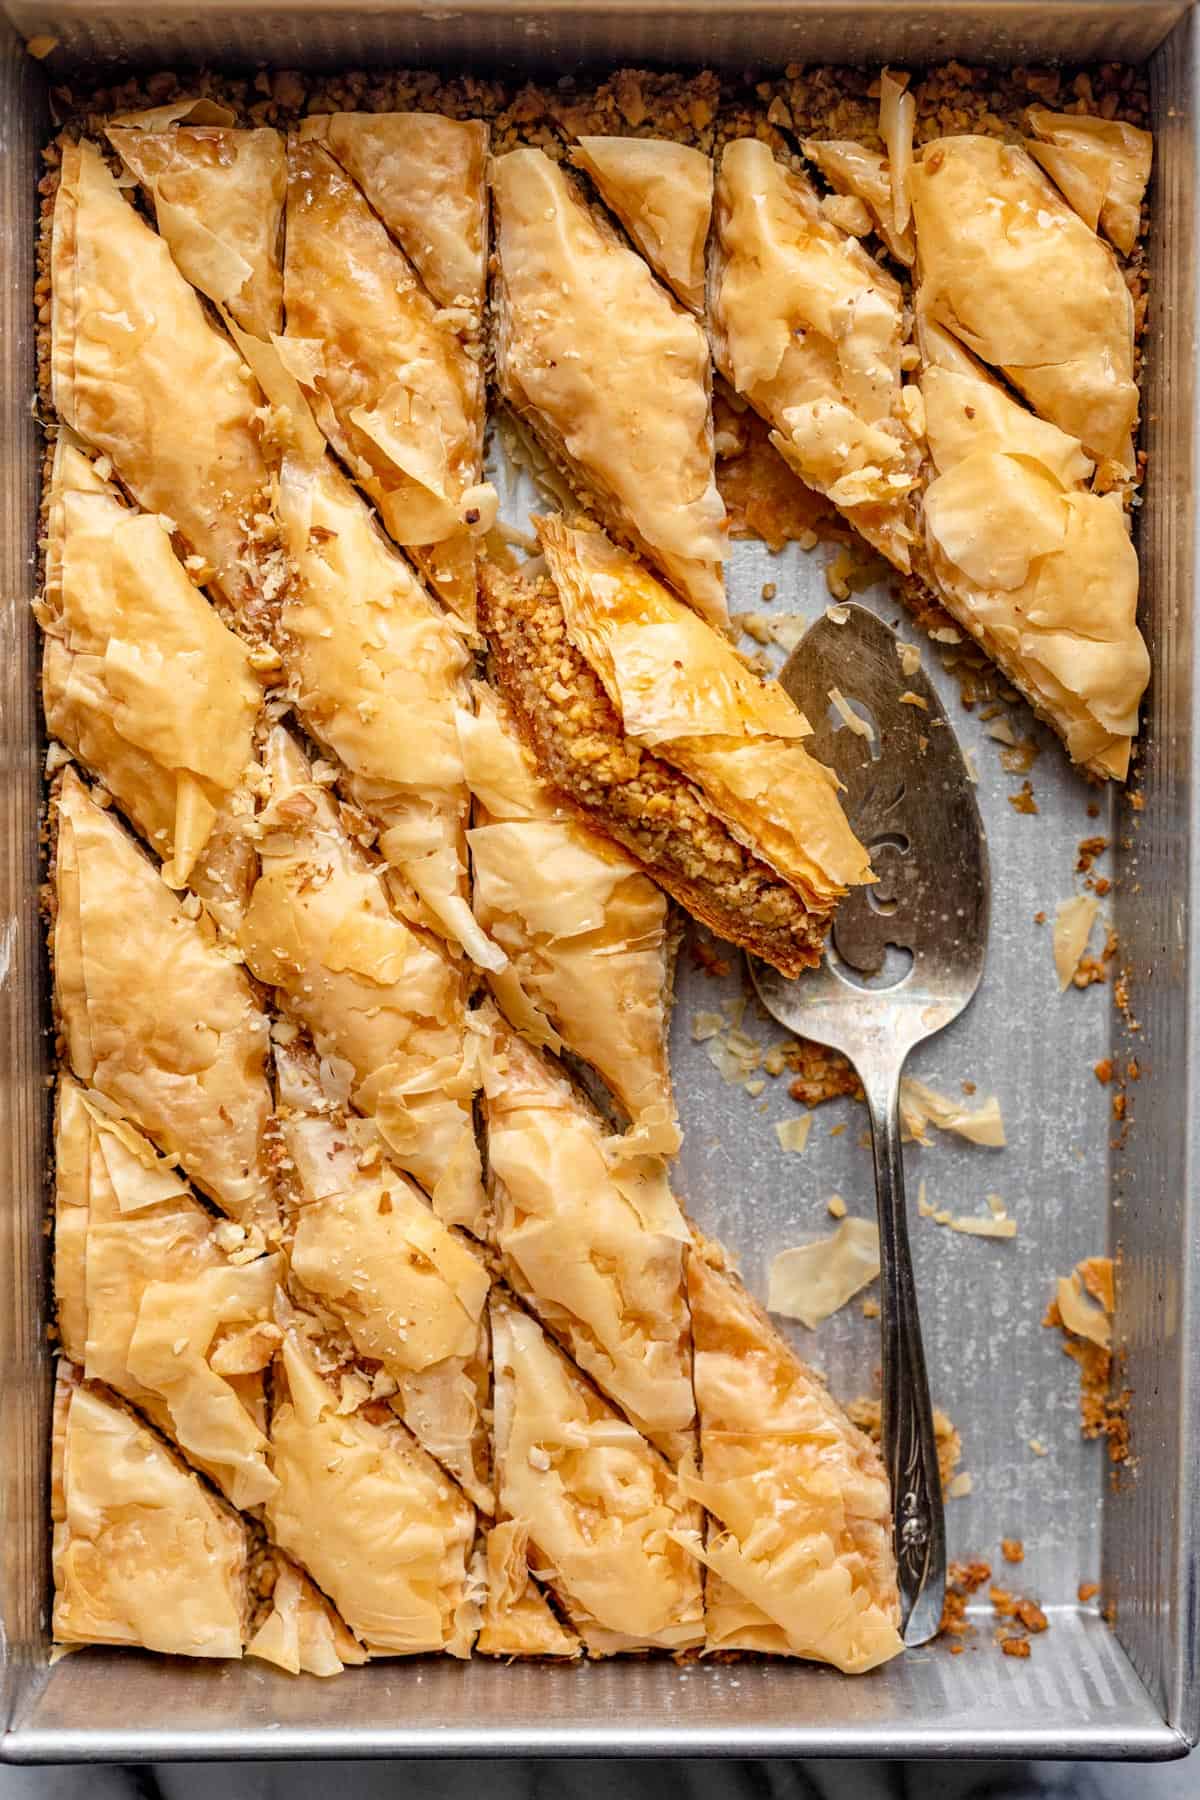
{"left": 678, "top": 1252, "right": 903, "bottom": 1674}
{"left": 489, "top": 1296, "right": 705, "bottom": 1655}
{"left": 301, "top": 112, "right": 488, "bottom": 312}
{"left": 711, "top": 136, "right": 921, "bottom": 574}
{"left": 236, "top": 727, "right": 484, "bottom": 1233}
{"left": 54, "top": 1074, "right": 280, "bottom": 1509}
{"left": 917, "top": 321, "right": 1148, "bottom": 780}
{"left": 478, "top": 556, "right": 836, "bottom": 978}
{"left": 570, "top": 136, "right": 712, "bottom": 313}
{"left": 275, "top": 452, "right": 501, "bottom": 969}
{"left": 53, "top": 767, "right": 276, "bottom": 1230}
{"left": 106, "top": 108, "right": 286, "bottom": 337}
{"left": 247, "top": 1552, "right": 368, "bottom": 1677}
{"left": 538, "top": 518, "right": 872, "bottom": 913}
{"left": 483, "top": 1013, "right": 692, "bottom": 1457}
{"left": 277, "top": 1044, "right": 493, "bottom": 1510}
{"left": 50, "top": 140, "right": 275, "bottom": 618}
{"left": 910, "top": 135, "right": 1138, "bottom": 474}
{"left": 52, "top": 1364, "right": 250, "bottom": 1659}
{"left": 1023, "top": 109, "right": 1153, "bottom": 256}
{"left": 40, "top": 438, "right": 261, "bottom": 921}
{"left": 282, "top": 136, "right": 490, "bottom": 626}
{"left": 265, "top": 1328, "right": 477, "bottom": 1657}
{"left": 491, "top": 146, "right": 727, "bottom": 628}
{"left": 476, "top": 1521, "right": 581, "bottom": 1659}
{"left": 459, "top": 682, "right": 678, "bottom": 1154}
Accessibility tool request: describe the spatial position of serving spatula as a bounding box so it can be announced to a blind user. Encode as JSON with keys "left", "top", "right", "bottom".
{"left": 749, "top": 602, "right": 990, "bottom": 1646}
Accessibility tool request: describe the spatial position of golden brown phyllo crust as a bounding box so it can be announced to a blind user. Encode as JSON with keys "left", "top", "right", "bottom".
{"left": 478, "top": 556, "right": 832, "bottom": 978}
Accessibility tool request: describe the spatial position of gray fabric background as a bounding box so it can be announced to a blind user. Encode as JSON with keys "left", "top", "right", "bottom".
{"left": 0, "top": 1758, "right": 1195, "bottom": 1798}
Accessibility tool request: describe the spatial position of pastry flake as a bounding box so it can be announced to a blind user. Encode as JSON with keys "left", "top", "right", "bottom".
{"left": 679, "top": 1252, "right": 903, "bottom": 1674}
{"left": 247, "top": 1552, "right": 368, "bottom": 1676}
{"left": 265, "top": 1328, "right": 476, "bottom": 1656}
{"left": 909, "top": 135, "right": 1138, "bottom": 471}
{"left": 483, "top": 1013, "right": 692, "bottom": 1454}
{"left": 538, "top": 517, "right": 872, "bottom": 910}
{"left": 478, "top": 555, "right": 831, "bottom": 978}
{"left": 276, "top": 452, "right": 501, "bottom": 969}
{"left": 237, "top": 727, "right": 484, "bottom": 1232}
{"left": 50, "top": 140, "right": 275, "bottom": 618}
{"left": 491, "top": 146, "right": 727, "bottom": 627}
{"left": 281, "top": 1066, "right": 493, "bottom": 1510}
{"left": 302, "top": 111, "right": 488, "bottom": 310}
{"left": 282, "top": 135, "right": 489, "bottom": 624}
{"left": 712, "top": 136, "right": 920, "bottom": 572}
{"left": 53, "top": 767, "right": 276, "bottom": 1229}
{"left": 476, "top": 1520, "right": 581, "bottom": 1658}
{"left": 55, "top": 1072, "right": 280, "bottom": 1509}
{"left": 52, "top": 1365, "right": 249, "bottom": 1658}
{"left": 802, "top": 138, "right": 915, "bottom": 266}
{"left": 106, "top": 119, "right": 285, "bottom": 337}
{"left": 918, "top": 321, "right": 1148, "bottom": 779}
{"left": 490, "top": 1295, "right": 704, "bottom": 1655}
{"left": 460, "top": 682, "right": 677, "bottom": 1153}
{"left": 40, "top": 439, "right": 262, "bottom": 894}
{"left": 570, "top": 136, "right": 712, "bottom": 312}
{"left": 1024, "top": 108, "right": 1152, "bottom": 256}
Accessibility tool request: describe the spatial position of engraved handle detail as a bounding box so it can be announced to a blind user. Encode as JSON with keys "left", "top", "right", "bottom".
{"left": 861, "top": 1061, "right": 947, "bottom": 1646}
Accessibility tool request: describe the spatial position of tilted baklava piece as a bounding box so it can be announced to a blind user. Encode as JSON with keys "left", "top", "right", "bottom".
{"left": 483, "top": 1013, "right": 692, "bottom": 1457}
{"left": 54, "top": 1073, "right": 280, "bottom": 1509}
{"left": 105, "top": 112, "right": 285, "bottom": 337}
{"left": 909, "top": 135, "right": 1138, "bottom": 474}
{"left": 275, "top": 452, "right": 501, "bottom": 969}
{"left": 917, "top": 321, "right": 1149, "bottom": 780}
{"left": 570, "top": 136, "right": 712, "bottom": 313}
{"left": 283, "top": 137, "right": 490, "bottom": 626}
{"left": 1023, "top": 108, "right": 1153, "bottom": 258}
{"left": 491, "top": 146, "right": 727, "bottom": 628}
{"left": 53, "top": 767, "right": 275, "bottom": 1230}
{"left": 475, "top": 1521, "right": 581, "bottom": 1659}
{"left": 247, "top": 1551, "right": 368, "bottom": 1676}
{"left": 236, "top": 727, "right": 484, "bottom": 1233}
{"left": 711, "top": 136, "right": 921, "bottom": 574}
{"left": 265, "top": 1327, "right": 477, "bottom": 1657}
{"left": 40, "top": 438, "right": 261, "bottom": 919}
{"left": 277, "top": 1044, "right": 492, "bottom": 1510}
{"left": 50, "top": 140, "right": 275, "bottom": 619}
{"left": 538, "top": 517, "right": 872, "bottom": 914}
{"left": 677, "top": 1251, "right": 902, "bottom": 1674}
{"left": 478, "top": 557, "right": 834, "bottom": 978}
{"left": 300, "top": 112, "right": 488, "bottom": 311}
{"left": 458, "top": 682, "right": 677, "bottom": 1154}
{"left": 490, "top": 1295, "right": 705, "bottom": 1655}
{"left": 52, "top": 1364, "right": 250, "bottom": 1658}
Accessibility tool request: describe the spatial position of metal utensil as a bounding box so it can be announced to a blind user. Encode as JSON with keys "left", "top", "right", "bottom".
{"left": 750, "top": 602, "right": 990, "bottom": 1646}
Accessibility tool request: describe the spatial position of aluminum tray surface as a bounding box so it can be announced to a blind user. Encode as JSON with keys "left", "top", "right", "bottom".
{"left": 1, "top": 0, "right": 1197, "bottom": 1764}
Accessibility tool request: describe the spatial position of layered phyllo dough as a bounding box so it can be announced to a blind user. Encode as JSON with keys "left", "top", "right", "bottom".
{"left": 236, "top": 727, "right": 484, "bottom": 1233}
{"left": 282, "top": 135, "right": 490, "bottom": 625}
{"left": 489, "top": 1296, "right": 705, "bottom": 1656}
{"left": 105, "top": 109, "right": 285, "bottom": 338}
{"left": 712, "top": 136, "right": 921, "bottom": 574}
{"left": 459, "top": 682, "right": 677, "bottom": 1153}
{"left": 51, "top": 140, "right": 276, "bottom": 619}
{"left": 264, "top": 1327, "right": 478, "bottom": 1657}
{"left": 52, "top": 1365, "right": 251, "bottom": 1659}
{"left": 53, "top": 768, "right": 276, "bottom": 1231}
{"left": 491, "top": 146, "right": 727, "bottom": 626}
{"left": 570, "top": 136, "right": 712, "bottom": 313}
{"left": 483, "top": 1013, "right": 693, "bottom": 1456}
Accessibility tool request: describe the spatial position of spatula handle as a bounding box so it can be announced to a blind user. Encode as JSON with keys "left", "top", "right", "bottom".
{"left": 862, "top": 1062, "right": 946, "bottom": 1646}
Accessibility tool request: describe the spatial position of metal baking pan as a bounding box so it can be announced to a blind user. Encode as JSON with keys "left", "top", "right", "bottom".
{"left": 1, "top": 0, "right": 1197, "bottom": 1763}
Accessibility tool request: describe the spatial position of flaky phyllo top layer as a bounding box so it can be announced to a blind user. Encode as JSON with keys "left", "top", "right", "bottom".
{"left": 41, "top": 68, "right": 1152, "bottom": 1673}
